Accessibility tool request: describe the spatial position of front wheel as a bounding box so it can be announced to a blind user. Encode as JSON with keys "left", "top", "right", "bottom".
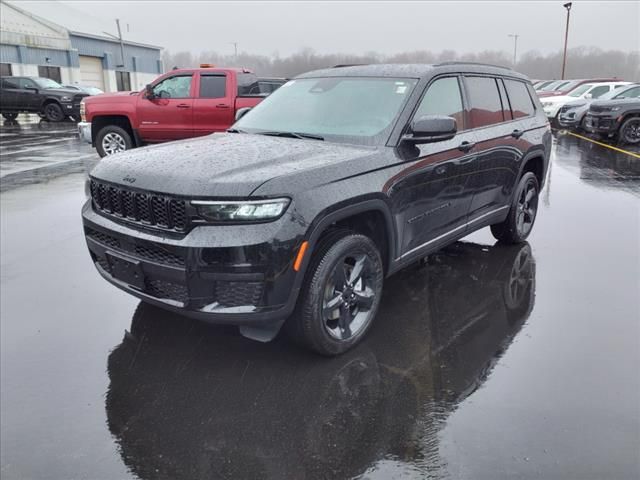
{"left": 2, "top": 113, "right": 18, "bottom": 121}
{"left": 96, "top": 125, "right": 133, "bottom": 157}
{"left": 287, "top": 233, "right": 384, "bottom": 356}
{"left": 619, "top": 117, "right": 640, "bottom": 145}
{"left": 491, "top": 172, "right": 540, "bottom": 244}
{"left": 43, "top": 103, "right": 64, "bottom": 122}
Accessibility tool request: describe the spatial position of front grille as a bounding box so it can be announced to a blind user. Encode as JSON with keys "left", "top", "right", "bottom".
{"left": 589, "top": 105, "right": 609, "bottom": 113}
{"left": 146, "top": 279, "right": 189, "bottom": 303}
{"left": 86, "top": 228, "right": 184, "bottom": 266}
{"left": 216, "top": 281, "right": 264, "bottom": 307}
{"left": 90, "top": 179, "right": 188, "bottom": 232}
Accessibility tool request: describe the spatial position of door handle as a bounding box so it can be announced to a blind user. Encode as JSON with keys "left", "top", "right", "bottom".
{"left": 215, "top": 104, "right": 231, "bottom": 109}
{"left": 511, "top": 129, "right": 524, "bottom": 139}
{"left": 458, "top": 141, "right": 476, "bottom": 152}
{"left": 176, "top": 103, "right": 191, "bottom": 108}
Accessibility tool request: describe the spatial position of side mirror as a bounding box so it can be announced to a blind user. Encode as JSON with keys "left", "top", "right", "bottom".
{"left": 144, "top": 84, "right": 155, "bottom": 99}
{"left": 235, "top": 107, "right": 252, "bottom": 122}
{"left": 403, "top": 115, "right": 457, "bottom": 144}
{"left": 585, "top": 93, "right": 593, "bottom": 99}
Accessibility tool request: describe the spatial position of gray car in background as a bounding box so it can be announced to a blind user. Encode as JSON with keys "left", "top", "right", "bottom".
{"left": 558, "top": 83, "right": 640, "bottom": 130}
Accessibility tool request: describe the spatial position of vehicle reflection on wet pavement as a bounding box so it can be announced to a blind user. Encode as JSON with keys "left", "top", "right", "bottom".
{"left": 0, "top": 132, "right": 638, "bottom": 479}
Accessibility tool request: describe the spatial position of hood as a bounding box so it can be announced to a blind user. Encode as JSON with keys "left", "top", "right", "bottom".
{"left": 44, "top": 87, "right": 88, "bottom": 96}
{"left": 541, "top": 95, "right": 571, "bottom": 104}
{"left": 84, "top": 91, "right": 139, "bottom": 103}
{"left": 590, "top": 97, "right": 640, "bottom": 109}
{"left": 90, "top": 133, "right": 377, "bottom": 197}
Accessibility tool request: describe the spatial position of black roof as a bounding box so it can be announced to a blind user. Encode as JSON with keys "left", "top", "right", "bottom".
{"left": 296, "top": 62, "right": 529, "bottom": 81}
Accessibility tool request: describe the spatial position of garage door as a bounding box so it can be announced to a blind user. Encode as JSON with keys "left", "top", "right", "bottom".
{"left": 79, "top": 56, "right": 105, "bottom": 90}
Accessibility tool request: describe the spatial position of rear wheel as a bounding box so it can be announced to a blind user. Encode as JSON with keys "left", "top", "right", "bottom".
{"left": 287, "top": 232, "right": 384, "bottom": 356}
{"left": 619, "top": 117, "right": 640, "bottom": 145}
{"left": 96, "top": 125, "right": 133, "bottom": 157}
{"left": 43, "top": 102, "right": 64, "bottom": 122}
{"left": 491, "top": 172, "right": 540, "bottom": 244}
{"left": 2, "top": 113, "right": 18, "bottom": 121}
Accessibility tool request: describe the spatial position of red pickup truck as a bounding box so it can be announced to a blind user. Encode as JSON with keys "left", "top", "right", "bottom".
{"left": 78, "top": 67, "right": 273, "bottom": 157}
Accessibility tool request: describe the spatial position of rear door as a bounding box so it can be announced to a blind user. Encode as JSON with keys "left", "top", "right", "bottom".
{"left": 1, "top": 77, "right": 19, "bottom": 110}
{"left": 462, "top": 76, "right": 525, "bottom": 221}
{"left": 136, "top": 73, "right": 194, "bottom": 142}
{"left": 391, "top": 75, "right": 478, "bottom": 257}
{"left": 192, "top": 72, "right": 234, "bottom": 135}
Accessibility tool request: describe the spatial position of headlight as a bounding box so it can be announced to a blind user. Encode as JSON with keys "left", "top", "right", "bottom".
{"left": 610, "top": 106, "right": 621, "bottom": 112}
{"left": 80, "top": 100, "right": 86, "bottom": 121}
{"left": 541, "top": 102, "right": 553, "bottom": 108}
{"left": 192, "top": 198, "right": 290, "bottom": 222}
{"left": 60, "top": 96, "right": 72, "bottom": 102}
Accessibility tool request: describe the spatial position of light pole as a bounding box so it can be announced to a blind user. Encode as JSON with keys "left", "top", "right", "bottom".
{"left": 561, "top": 2, "right": 572, "bottom": 79}
{"left": 508, "top": 33, "right": 519, "bottom": 67}
{"left": 230, "top": 42, "right": 238, "bottom": 62}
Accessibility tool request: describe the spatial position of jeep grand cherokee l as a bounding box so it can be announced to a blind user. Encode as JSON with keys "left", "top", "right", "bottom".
{"left": 83, "top": 63, "right": 551, "bottom": 355}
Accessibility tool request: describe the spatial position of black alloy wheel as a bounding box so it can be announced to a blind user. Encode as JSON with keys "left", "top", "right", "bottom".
{"left": 491, "top": 172, "right": 540, "bottom": 244}
{"left": 43, "top": 103, "right": 64, "bottom": 122}
{"left": 620, "top": 117, "right": 640, "bottom": 145}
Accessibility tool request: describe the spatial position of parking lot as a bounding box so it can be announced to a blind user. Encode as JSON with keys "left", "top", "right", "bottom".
{"left": 1, "top": 120, "right": 639, "bottom": 479}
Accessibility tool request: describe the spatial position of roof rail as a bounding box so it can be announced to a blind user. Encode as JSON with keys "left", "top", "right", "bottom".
{"left": 435, "top": 61, "right": 512, "bottom": 70}
{"left": 332, "top": 64, "right": 368, "bottom": 68}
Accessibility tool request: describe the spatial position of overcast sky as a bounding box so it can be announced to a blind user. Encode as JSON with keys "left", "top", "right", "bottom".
{"left": 19, "top": 1, "right": 640, "bottom": 56}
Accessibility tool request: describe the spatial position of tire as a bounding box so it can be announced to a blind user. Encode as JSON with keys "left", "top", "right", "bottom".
{"left": 2, "top": 113, "right": 18, "bottom": 121}
{"left": 618, "top": 117, "right": 640, "bottom": 145}
{"left": 286, "top": 232, "right": 384, "bottom": 356}
{"left": 43, "top": 102, "right": 65, "bottom": 122}
{"left": 491, "top": 172, "right": 540, "bottom": 244}
{"left": 96, "top": 125, "right": 133, "bottom": 157}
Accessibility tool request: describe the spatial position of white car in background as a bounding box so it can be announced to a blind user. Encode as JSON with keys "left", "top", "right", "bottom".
{"left": 541, "top": 81, "right": 631, "bottom": 123}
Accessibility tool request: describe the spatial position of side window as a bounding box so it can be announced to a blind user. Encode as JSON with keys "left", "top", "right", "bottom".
{"left": 496, "top": 79, "right": 513, "bottom": 120}
{"left": 19, "top": 78, "right": 37, "bottom": 89}
{"left": 503, "top": 79, "right": 536, "bottom": 119}
{"left": 464, "top": 76, "right": 504, "bottom": 128}
{"left": 2, "top": 78, "right": 19, "bottom": 89}
{"left": 414, "top": 76, "right": 465, "bottom": 130}
{"left": 590, "top": 85, "right": 611, "bottom": 99}
{"left": 200, "top": 75, "right": 226, "bottom": 98}
{"left": 153, "top": 75, "right": 192, "bottom": 98}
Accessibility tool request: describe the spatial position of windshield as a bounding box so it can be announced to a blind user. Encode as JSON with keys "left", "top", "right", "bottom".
{"left": 234, "top": 77, "right": 418, "bottom": 146}
{"left": 34, "top": 78, "right": 63, "bottom": 89}
{"left": 568, "top": 84, "right": 593, "bottom": 97}
{"left": 613, "top": 85, "right": 640, "bottom": 99}
{"left": 540, "top": 81, "right": 565, "bottom": 91}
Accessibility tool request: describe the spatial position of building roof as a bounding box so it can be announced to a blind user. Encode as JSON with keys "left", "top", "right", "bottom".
{"left": 3, "top": 0, "right": 162, "bottom": 50}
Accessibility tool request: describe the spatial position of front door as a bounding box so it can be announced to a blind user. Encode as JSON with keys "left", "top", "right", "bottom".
{"left": 389, "top": 76, "right": 478, "bottom": 258}
{"left": 192, "top": 73, "right": 234, "bottom": 136}
{"left": 137, "top": 74, "right": 194, "bottom": 142}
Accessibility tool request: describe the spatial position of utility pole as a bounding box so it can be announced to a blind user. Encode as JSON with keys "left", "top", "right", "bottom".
{"left": 508, "top": 33, "right": 519, "bottom": 67}
{"left": 561, "top": 2, "right": 572, "bottom": 79}
{"left": 230, "top": 42, "right": 238, "bottom": 62}
{"left": 115, "top": 19, "right": 125, "bottom": 68}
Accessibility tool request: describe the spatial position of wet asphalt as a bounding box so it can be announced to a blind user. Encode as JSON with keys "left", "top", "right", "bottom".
{"left": 0, "top": 123, "right": 639, "bottom": 479}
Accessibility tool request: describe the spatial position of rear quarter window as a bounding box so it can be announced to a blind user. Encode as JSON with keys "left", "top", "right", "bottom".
{"left": 503, "top": 79, "right": 536, "bottom": 119}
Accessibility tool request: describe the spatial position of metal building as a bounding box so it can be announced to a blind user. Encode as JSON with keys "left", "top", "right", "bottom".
{"left": 0, "top": 0, "right": 163, "bottom": 92}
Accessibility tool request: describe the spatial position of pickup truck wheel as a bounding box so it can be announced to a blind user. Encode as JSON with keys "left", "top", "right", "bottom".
{"left": 619, "top": 117, "right": 640, "bottom": 145}
{"left": 287, "top": 232, "right": 384, "bottom": 356}
{"left": 2, "top": 113, "right": 18, "bottom": 121}
{"left": 43, "top": 102, "right": 64, "bottom": 122}
{"left": 96, "top": 126, "right": 132, "bottom": 157}
{"left": 491, "top": 172, "right": 539, "bottom": 244}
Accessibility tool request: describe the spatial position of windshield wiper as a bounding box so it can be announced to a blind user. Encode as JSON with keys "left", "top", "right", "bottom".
{"left": 258, "top": 131, "right": 324, "bottom": 141}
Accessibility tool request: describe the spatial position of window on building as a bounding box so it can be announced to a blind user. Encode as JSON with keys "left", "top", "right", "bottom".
{"left": 200, "top": 74, "right": 226, "bottom": 98}
{"left": 414, "top": 76, "right": 465, "bottom": 130}
{"left": 37, "top": 65, "right": 61, "bottom": 83}
{"left": 0, "top": 63, "right": 12, "bottom": 76}
{"left": 464, "top": 76, "right": 504, "bottom": 128}
{"left": 152, "top": 75, "right": 192, "bottom": 98}
{"left": 116, "top": 71, "right": 131, "bottom": 92}
{"left": 503, "top": 79, "right": 535, "bottom": 119}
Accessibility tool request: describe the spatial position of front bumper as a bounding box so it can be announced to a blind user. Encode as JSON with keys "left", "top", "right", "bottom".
{"left": 78, "top": 122, "right": 91, "bottom": 144}
{"left": 542, "top": 105, "right": 561, "bottom": 119}
{"left": 583, "top": 113, "right": 619, "bottom": 135}
{"left": 558, "top": 110, "right": 583, "bottom": 128}
{"left": 82, "top": 200, "right": 303, "bottom": 325}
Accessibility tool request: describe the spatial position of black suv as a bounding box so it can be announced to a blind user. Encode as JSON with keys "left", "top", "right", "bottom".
{"left": 0, "top": 76, "right": 88, "bottom": 122}
{"left": 584, "top": 84, "right": 640, "bottom": 144}
{"left": 82, "top": 63, "right": 551, "bottom": 355}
